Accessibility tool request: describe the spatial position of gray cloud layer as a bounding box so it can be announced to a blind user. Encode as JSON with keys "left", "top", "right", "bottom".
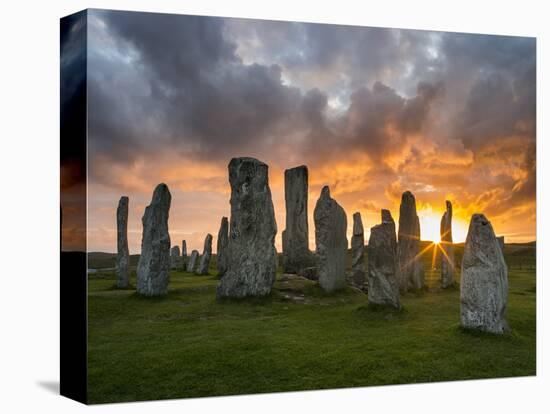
{"left": 86, "top": 10, "right": 535, "bottom": 220}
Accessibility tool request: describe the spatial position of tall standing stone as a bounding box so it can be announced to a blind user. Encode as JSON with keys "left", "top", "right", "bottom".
{"left": 314, "top": 186, "right": 348, "bottom": 293}
{"left": 397, "top": 191, "right": 424, "bottom": 292}
{"left": 198, "top": 234, "right": 213, "bottom": 275}
{"left": 187, "top": 250, "right": 199, "bottom": 273}
{"left": 440, "top": 200, "right": 455, "bottom": 288}
{"left": 217, "top": 217, "right": 229, "bottom": 276}
{"left": 116, "top": 196, "right": 130, "bottom": 289}
{"left": 136, "top": 184, "right": 171, "bottom": 296}
{"left": 351, "top": 212, "right": 365, "bottom": 286}
{"left": 367, "top": 210, "right": 401, "bottom": 309}
{"left": 217, "top": 157, "right": 278, "bottom": 298}
{"left": 282, "top": 165, "right": 315, "bottom": 273}
{"left": 170, "top": 245, "right": 181, "bottom": 270}
{"left": 181, "top": 240, "right": 187, "bottom": 270}
{"left": 460, "top": 214, "right": 508, "bottom": 334}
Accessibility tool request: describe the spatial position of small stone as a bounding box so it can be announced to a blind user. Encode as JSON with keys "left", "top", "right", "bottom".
{"left": 440, "top": 200, "right": 455, "bottom": 288}
{"left": 198, "top": 234, "right": 213, "bottom": 275}
{"left": 136, "top": 184, "right": 171, "bottom": 296}
{"left": 497, "top": 236, "right": 505, "bottom": 253}
{"left": 217, "top": 157, "right": 278, "bottom": 298}
{"left": 298, "top": 267, "right": 318, "bottom": 281}
{"left": 187, "top": 250, "right": 199, "bottom": 273}
{"left": 460, "top": 214, "right": 508, "bottom": 334}
{"left": 367, "top": 210, "right": 401, "bottom": 309}
{"left": 170, "top": 245, "right": 181, "bottom": 270}
{"left": 116, "top": 196, "right": 130, "bottom": 289}
{"left": 216, "top": 217, "right": 229, "bottom": 276}
{"left": 181, "top": 240, "right": 187, "bottom": 270}
{"left": 314, "top": 186, "right": 348, "bottom": 293}
{"left": 351, "top": 212, "right": 366, "bottom": 286}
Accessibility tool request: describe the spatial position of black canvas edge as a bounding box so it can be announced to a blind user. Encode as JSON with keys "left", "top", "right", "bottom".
{"left": 60, "top": 9, "right": 88, "bottom": 405}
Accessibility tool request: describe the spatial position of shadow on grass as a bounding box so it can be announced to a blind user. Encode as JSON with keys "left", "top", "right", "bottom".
{"left": 456, "top": 324, "right": 515, "bottom": 340}
{"left": 105, "top": 284, "right": 135, "bottom": 291}
{"left": 354, "top": 303, "right": 407, "bottom": 321}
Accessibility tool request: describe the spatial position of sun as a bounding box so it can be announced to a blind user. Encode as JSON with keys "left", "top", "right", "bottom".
{"left": 419, "top": 212, "right": 441, "bottom": 244}
{"left": 418, "top": 208, "right": 470, "bottom": 244}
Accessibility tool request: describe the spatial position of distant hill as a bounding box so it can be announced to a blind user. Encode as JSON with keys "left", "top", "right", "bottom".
{"left": 89, "top": 240, "right": 535, "bottom": 271}
{"left": 88, "top": 252, "right": 140, "bottom": 269}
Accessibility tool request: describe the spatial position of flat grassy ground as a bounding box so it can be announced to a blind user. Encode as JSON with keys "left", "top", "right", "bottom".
{"left": 87, "top": 244, "right": 536, "bottom": 404}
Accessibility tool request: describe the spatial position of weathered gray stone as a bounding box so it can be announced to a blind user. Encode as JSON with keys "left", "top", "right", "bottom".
{"left": 170, "top": 245, "right": 181, "bottom": 270}
{"left": 217, "top": 217, "right": 229, "bottom": 276}
{"left": 367, "top": 210, "right": 401, "bottom": 309}
{"left": 497, "top": 236, "right": 505, "bottom": 253}
{"left": 397, "top": 191, "right": 424, "bottom": 292}
{"left": 314, "top": 186, "right": 348, "bottom": 293}
{"left": 136, "top": 184, "right": 171, "bottom": 296}
{"left": 351, "top": 212, "right": 366, "bottom": 286}
{"left": 440, "top": 200, "right": 455, "bottom": 288}
{"left": 381, "top": 209, "right": 393, "bottom": 223}
{"left": 217, "top": 157, "right": 278, "bottom": 298}
{"left": 460, "top": 214, "right": 508, "bottom": 334}
{"left": 187, "top": 250, "right": 199, "bottom": 273}
{"left": 198, "top": 234, "right": 213, "bottom": 275}
{"left": 181, "top": 240, "right": 187, "bottom": 270}
{"left": 282, "top": 165, "right": 315, "bottom": 273}
{"left": 116, "top": 196, "right": 130, "bottom": 288}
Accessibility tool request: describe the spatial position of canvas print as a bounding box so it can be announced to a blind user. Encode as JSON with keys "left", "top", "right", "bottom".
{"left": 60, "top": 9, "right": 536, "bottom": 405}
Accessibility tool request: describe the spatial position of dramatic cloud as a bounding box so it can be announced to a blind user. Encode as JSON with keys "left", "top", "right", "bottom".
{"left": 81, "top": 10, "right": 536, "bottom": 253}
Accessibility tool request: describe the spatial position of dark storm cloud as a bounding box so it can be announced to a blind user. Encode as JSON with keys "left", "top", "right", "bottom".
{"left": 60, "top": 10, "right": 87, "bottom": 190}
{"left": 87, "top": 10, "right": 536, "bottom": 214}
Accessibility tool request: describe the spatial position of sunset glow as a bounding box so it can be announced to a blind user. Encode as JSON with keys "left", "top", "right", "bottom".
{"left": 59, "top": 11, "right": 536, "bottom": 253}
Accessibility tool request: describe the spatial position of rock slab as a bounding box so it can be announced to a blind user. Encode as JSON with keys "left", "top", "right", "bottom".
{"left": 170, "top": 245, "right": 181, "bottom": 270}
{"left": 198, "top": 233, "right": 213, "bottom": 275}
{"left": 351, "top": 212, "right": 366, "bottom": 286}
{"left": 217, "top": 217, "right": 229, "bottom": 276}
{"left": 181, "top": 240, "right": 187, "bottom": 270}
{"left": 460, "top": 214, "right": 508, "bottom": 334}
{"left": 217, "top": 157, "right": 278, "bottom": 298}
{"left": 282, "top": 165, "right": 315, "bottom": 273}
{"left": 440, "top": 200, "right": 455, "bottom": 288}
{"left": 136, "top": 184, "right": 171, "bottom": 296}
{"left": 116, "top": 196, "right": 130, "bottom": 288}
{"left": 367, "top": 210, "right": 401, "bottom": 309}
{"left": 397, "top": 191, "right": 424, "bottom": 291}
{"left": 314, "top": 186, "right": 348, "bottom": 293}
{"left": 187, "top": 250, "right": 199, "bottom": 273}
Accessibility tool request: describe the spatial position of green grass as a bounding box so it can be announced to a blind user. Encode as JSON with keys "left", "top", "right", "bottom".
{"left": 87, "top": 252, "right": 536, "bottom": 404}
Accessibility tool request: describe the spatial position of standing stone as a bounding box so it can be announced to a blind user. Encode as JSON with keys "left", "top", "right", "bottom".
{"left": 116, "top": 196, "right": 130, "bottom": 288}
{"left": 497, "top": 236, "right": 505, "bottom": 253}
{"left": 187, "top": 250, "right": 199, "bottom": 273}
{"left": 397, "top": 191, "right": 424, "bottom": 292}
{"left": 170, "top": 245, "right": 181, "bottom": 270}
{"left": 460, "top": 214, "right": 508, "bottom": 334}
{"left": 181, "top": 240, "right": 187, "bottom": 270}
{"left": 282, "top": 165, "right": 315, "bottom": 273}
{"left": 217, "top": 217, "right": 229, "bottom": 276}
{"left": 198, "top": 234, "right": 213, "bottom": 275}
{"left": 367, "top": 210, "right": 401, "bottom": 309}
{"left": 314, "top": 186, "right": 348, "bottom": 293}
{"left": 136, "top": 184, "right": 171, "bottom": 296}
{"left": 440, "top": 200, "right": 455, "bottom": 288}
{"left": 351, "top": 212, "right": 366, "bottom": 286}
{"left": 217, "top": 157, "right": 278, "bottom": 298}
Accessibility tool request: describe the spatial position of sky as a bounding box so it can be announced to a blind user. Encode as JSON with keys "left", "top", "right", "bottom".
{"left": 68, "top": 9, "right": 535, "bottom": 253}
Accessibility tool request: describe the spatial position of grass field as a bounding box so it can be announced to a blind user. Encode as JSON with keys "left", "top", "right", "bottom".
{"left": 87, "top": 244, "right": 536, "bottom": 404}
